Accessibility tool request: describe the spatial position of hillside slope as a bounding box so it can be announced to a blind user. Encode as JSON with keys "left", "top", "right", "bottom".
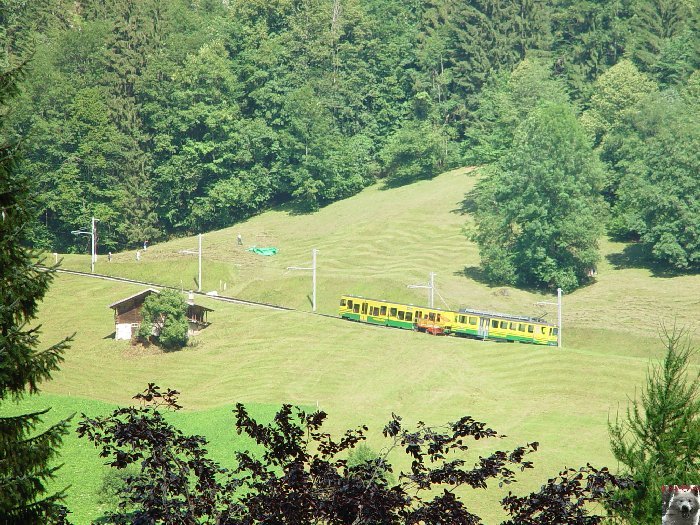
{"left": 36, "top": 168, "right": 700, "bottom": 523}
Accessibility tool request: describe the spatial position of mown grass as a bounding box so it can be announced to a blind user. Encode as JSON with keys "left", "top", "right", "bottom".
{"left": 30, "top": 167, "right": 700, "bottom": 523}
{"left": 0, "top": 393, "right": 283, "bottom": 524}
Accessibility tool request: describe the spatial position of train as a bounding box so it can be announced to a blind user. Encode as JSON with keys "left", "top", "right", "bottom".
{"left": 339, "top": 294, "right": 558, "bottom": 346}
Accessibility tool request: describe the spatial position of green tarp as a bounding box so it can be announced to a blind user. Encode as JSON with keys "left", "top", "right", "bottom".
{"left": 248, "top": 246, "right": 278, "bottom": 256}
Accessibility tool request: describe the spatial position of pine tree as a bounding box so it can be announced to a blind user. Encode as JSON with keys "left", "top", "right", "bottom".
{"left": 608, "top": 326, "right": 700, "bottom": 523}
{"left": 0, "top": 63, "right": 73, "bottom": 523}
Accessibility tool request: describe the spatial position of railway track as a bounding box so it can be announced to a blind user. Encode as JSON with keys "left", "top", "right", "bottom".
{"left": 50, "top": 267, "right": 298, "bottom": 312}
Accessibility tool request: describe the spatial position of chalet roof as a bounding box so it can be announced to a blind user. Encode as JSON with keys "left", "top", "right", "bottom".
{"left": 187, "top": 302, "right": 214, "bottom": 312}
{"left": 108, "top": 288, "right": 160, "bottom": 310}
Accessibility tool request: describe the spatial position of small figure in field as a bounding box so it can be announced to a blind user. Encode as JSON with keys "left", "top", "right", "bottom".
{"left": 143, "top": 240, "right": 148, "bottom": 250}
{"left": 108, "top": 251, "right": 112, "bottom": 262}
{"left": 237, "top": 233, "right": 243, "bottom": 246}
{"left": 136, "top": 250, "right": 141, "bottom": 261}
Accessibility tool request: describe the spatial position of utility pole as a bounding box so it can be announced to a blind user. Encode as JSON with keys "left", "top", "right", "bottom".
{"left": 408, "top": 272, "right": 436, "bottom": 308}
{"left": 91, "top": 216, "right": 97, "bottom": 272}
{"left": 536, "top": 287, "right": 563, "bottom": 348}
{"left": 179, "top": 233, "right": 203, "bottom": 292}
{"left": 557, "top": 287, "right": 562, "bottom": 348}
{"left": 71, "top": 216, "right": 98, "bottom": 273}
{"left": 287, "top": 248, "right": 318, "bottom": 312}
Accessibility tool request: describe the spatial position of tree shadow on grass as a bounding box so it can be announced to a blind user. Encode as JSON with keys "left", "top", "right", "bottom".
{"left": 454, "top": 265, "right": 492, "bottom": 285}
{"left": 451, "top": 191, "right": 478, "bottom": 216}
{"left": 605, "top": 242, "right": 688, "bottom": 278}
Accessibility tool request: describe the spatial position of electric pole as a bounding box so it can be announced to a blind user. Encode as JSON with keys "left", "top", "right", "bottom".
{"left": 408, "top": 272, "right": 436, "bottom": 308}
{"left": 287, "top": 248, "right": 318, "bottom": 312}
{"left": 71, "top": 216, "right": 98, "bottom": 273}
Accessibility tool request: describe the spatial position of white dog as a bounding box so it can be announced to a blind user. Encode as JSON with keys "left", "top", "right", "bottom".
{"left": 663, "top": 487, "right": 700, "bottom": 525}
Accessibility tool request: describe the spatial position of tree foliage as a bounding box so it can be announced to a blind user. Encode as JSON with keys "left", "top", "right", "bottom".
{"left": 0, "top": 61, "right": 73, "bottom": 524}
{"left": 608, "top": 326, "right": 700, "bottom": 523}
{"left": 470, "top": 103, "right": 606, "bottom": 291}
{"left": 78, "top": 384, "right": 630, "bottom": 524}
{"left": 137, "top": 290, "right": 188, "bottom": 350}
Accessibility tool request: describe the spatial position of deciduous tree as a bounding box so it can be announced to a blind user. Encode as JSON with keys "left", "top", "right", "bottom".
{"left": 469, "top": 103, "right": 606, "bottom": 291}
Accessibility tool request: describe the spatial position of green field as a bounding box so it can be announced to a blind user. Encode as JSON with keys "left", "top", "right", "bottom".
{"left": 14, "top": 168, "right": 700, "bottom": 523}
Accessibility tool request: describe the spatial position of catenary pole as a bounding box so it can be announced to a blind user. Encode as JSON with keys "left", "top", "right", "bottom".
{"left": 557, "top": 287, "right": 562, "bottom": 348}
{"left": 198, "top": 233, "right": 202, "bottom": 292}
{"left": 312, "top": 248, "right": 317, "bottom": 312}
{"left": 287, "top": 249, "right": 318, "bottom": 312}
{"left": 408, "top": 272, "right": 436, "bottom": 308}
{"left": 91, "top": 216, "right": 96, "bottom": 274}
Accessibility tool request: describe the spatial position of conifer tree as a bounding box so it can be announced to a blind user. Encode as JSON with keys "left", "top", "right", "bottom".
{"left": 609, "top": 326, "right": 700, "bottom": 523}
{"left": 0, "top": 63, "right": 73, "bottom": 524}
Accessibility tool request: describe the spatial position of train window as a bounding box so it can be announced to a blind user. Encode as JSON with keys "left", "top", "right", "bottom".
{"left": 380, "top": 306, "right": 387, "bottom": 316}
{"left": 398, "top": 311, "right": 405, "bottom": 321}
{"left": 491, "top": 319, "right": 498, "bottom": 328}
{"left": 552, "top": 328, "right": 559, "bottom": 336}
{"left": 500, "top": 321, "right": 508, "bottom": 329}
{"left": 347, "top": 300, "right": 353, "bottom": 308}
{"left": 340, "top": 299, "right": 346, "bottom": 306}
{"left": 390, "top": 307, "right": 397, "bottom": 317}
{"left": 416, "top": 311, "right": 422, "bottom": 319}
{"left": 437, "top": 314, "right": 441, "bottom": 322}
{"left": 405, "top": 312, "right": 413, "bottom": 322}
{"left": 353, "top": 303, "right": 360, "bottom": 313}
{"left": 429, "top": 312, "right": 436, "bottom": 321}
{"left": 518, "top": 323, "right": 525, "bottom": 332}
{"left": 469, "top": 316, "right": 478, "bottom": 325}
{"left": 509, "top": 322, "right": 516, "bottom": 330}
{"left": 541, "top": 327, "right": 547, "bottom": 334}
{"left": 361, "top": 303, "right": 368, "bottom": 314}
{"left": 527, "top": 325, "right": 533, "bottom": 333}
{"left": 372, "top": 307, "right": 380, "bottom": 316}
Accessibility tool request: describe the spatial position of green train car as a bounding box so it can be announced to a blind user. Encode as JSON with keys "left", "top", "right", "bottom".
{"left": 339, "top": 294, "right": 558, "bottom": 346}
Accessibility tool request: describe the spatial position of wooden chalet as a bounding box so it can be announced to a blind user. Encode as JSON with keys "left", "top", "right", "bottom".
{"left": 109, "top": 289, "right": 213, "bottom": 340}
{"left": 108, "top": 288, "right": 160, "bottom": 340}
{"left": 186, "top": 293, "right": 212, "bottom": 334}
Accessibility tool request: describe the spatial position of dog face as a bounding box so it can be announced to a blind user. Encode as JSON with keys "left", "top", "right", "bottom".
{"left": 667, "top": 488, "right": 700, "bottom": 520}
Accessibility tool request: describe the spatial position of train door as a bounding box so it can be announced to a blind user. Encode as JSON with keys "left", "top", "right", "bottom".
{"left": 478, "top": 317, "right": 489, "bottom": 338}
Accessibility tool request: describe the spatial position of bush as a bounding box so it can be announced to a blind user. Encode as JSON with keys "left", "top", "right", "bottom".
{"left": 137, "top": 290, "right": 188, "bottom": 349}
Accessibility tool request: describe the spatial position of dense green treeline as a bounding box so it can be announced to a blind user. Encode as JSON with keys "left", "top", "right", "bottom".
{"left": 2, "top": 0, "right": 699, "bottom": 275}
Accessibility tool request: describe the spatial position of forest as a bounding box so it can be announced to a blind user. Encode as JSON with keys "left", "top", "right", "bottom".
{"left": 2, "top": 0, "right": 699, "bottom": 287}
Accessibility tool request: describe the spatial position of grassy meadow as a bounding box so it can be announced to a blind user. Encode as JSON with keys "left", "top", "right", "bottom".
{"left": 12, "top": 168, "right": 700, "bottom": 523}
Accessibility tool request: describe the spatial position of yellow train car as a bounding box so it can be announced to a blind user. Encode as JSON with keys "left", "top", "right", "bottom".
{"left": 454, "top": 308, "right": 558, "bottom": 345}
{"left": 339, "top": 295, "right": 558, "bottom": 346}
{"left": 338, "top": 295, "right": 453, "bottom": 331}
